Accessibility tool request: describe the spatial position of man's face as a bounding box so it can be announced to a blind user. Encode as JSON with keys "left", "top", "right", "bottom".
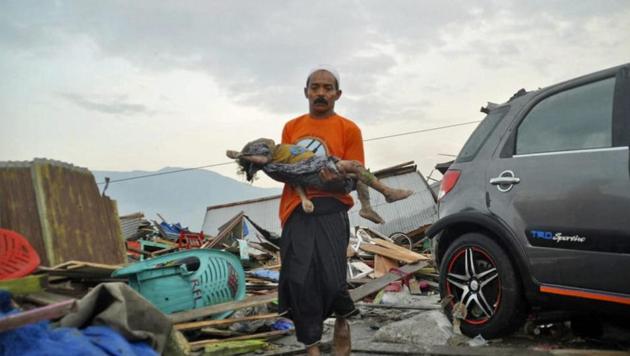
{"left": 304, "top": 70, "right": 342, "bottom": 117}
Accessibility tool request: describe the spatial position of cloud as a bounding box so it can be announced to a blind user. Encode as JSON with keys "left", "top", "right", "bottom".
{"left": 60, "top": 93, "right": 150, "bottom": 116}
{"left": 3, "top": 0, "right": 628, "bottom": 122}
{"left": 1, "top": 0, "right": 629, "bottom": 178}
{"left": 0, "top": 1, "right": 476, "bottom": 117}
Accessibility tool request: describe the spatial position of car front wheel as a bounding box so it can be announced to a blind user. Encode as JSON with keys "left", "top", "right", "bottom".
{"left": 439, "top": 232, "right": 526, "bottom": 338}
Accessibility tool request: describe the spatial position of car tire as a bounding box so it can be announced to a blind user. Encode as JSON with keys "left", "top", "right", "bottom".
{"left": 439, "top": 232, "right": 526, "bottom": 338}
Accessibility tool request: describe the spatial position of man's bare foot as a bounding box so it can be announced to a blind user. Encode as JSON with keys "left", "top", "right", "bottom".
{"left": 384, "top": 188, "right": 413, "bottom": 203}
{"left": 301, "top": 199, "right": 314, "bottom": 213}
{"left": 306, "top": 344, "right": 321, "bottom": 356}
{"left": 333, "top": 318, "right": 351, "bottom": 356}
{"left": 359, "top": 207, "right": 385, "bottom": 224}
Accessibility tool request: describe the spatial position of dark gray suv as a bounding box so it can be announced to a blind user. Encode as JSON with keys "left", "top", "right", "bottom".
{"left": 427, "top": 63, "right": 630, "bottom": 338}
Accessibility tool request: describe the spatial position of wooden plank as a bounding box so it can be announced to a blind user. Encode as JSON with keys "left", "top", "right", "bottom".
{"left": 189, "top": 329, "right": 291, "bottom": 350}
{"left": 174, "top": 313, "right": 279, "bottom": 331}
{"left": 203, "top": 211, "right": 244, "bottom": 249}
{"left": 359, "top": 244, "right": 421, "bottom": 263}
{"left": 347, "top": 277, "right": 373, "bottom": 285}
{"left": 23, "top": 291, "right": 74, "bottom": 306}
{"left": 374, "top": 255, "right": 399, "bottom": 278}
{"left": 0, "top": 299, "right": 77, "bottom": 333}
{"left": 40, "top": 269, "right": 125, "bottom": 280}
{"left": 57, "top": 260, "right": 123, "bottom": 270}
{"left": 127, "top": 246, "right": 152, "bottom": 257}
{"left": 198, "top": 328, "right": 242, "bottom": 337}
{"left": 151, "top": 246, "right": 179, "bottom": 257}
{"left": 371, "top": 238, "right": 429, "bottom": 261}
{"left": 356, "top": 302, "right": 440, "bottom": 310}
{"left": 350, "top": 261, "right": 428, "bottom": 301}
{"left": 169, "top": 292, "right": 278, "bottom": 324}
{"left": 154, "top": 238, "right": 177, "bottom": 247}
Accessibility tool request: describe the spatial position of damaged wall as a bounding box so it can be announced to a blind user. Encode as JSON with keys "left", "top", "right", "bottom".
{"left": 0, "top": 159, "right": 125, "bottom": 266}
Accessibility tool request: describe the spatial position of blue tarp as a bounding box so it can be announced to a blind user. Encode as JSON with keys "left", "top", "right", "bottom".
{"left": 159, "top": 222, "right": 188, "bottom": 235}
{"left": 249, "top": 269, "right": 280, "bottom": 282}
{"left": 0, "top": 292, "right": 157, "bottom": 356}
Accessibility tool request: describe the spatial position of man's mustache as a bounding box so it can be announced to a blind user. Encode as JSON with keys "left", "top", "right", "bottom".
{"left": 314, "top": 97, "right": 328, "bottom": 105}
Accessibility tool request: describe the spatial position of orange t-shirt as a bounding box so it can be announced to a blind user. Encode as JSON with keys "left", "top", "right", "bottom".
{"left": 278, "top": 113, "right": 365, "bottom": 226}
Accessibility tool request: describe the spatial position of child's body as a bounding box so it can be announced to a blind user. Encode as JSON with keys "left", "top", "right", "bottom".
{"left": 227, "top": 138, "right": 413, "bottom": 224}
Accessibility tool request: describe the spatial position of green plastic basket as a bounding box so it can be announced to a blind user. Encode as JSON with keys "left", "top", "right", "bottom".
{"left": 112, "top": 249, "right": 245, "bottom": 318}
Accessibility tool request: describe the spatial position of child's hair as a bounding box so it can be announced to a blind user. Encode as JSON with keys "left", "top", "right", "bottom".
{"left": 236, "top": 157, "right": 257, "bottom": 182}
{"left": 233, "top": 138, "right": 274, "bottom": 182}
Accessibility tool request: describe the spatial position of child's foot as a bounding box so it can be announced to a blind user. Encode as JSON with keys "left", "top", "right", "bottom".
{"left": 302, "top": 199, "right": 314, "bottom": 213}
{"left": 385, "top": 189, "right": 413, "bottom": 203}
{"left": 360, "top": 207, "right": 385, "bottom": 224}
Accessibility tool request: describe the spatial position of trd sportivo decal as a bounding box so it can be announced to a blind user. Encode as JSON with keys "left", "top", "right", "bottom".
{"left": 526, "top": 228, "right": 630, "bottom": 254}
{"left": 529, "top": 230, "right": 586, "bottom": 243}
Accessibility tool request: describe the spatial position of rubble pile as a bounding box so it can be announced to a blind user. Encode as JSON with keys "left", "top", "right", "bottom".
{"left": 0, "top": 207, "right": 444, "bottom": 355}
{"left": 2, "top": 161, "right": 629, "bottom": 355}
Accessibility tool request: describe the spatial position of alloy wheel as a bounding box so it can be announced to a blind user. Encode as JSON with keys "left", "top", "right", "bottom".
{"left": 446, "top": 246, "right": 501, "bottom": 324}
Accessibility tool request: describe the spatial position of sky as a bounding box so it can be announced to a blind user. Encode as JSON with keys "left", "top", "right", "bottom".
{"left": 1, "top": 0, "right": 629, "bottom": 188}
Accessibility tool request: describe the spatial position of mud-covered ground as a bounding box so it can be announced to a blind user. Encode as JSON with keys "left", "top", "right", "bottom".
{"left": 263, "top": 298, "right": 630, "bottom": 355}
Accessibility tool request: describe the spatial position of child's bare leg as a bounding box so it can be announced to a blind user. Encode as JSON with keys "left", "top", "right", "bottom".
{"left": 241, "top": 155, "right": 269, "bottom": 165}
{"left": 336, "top": 160, "right": 413, "bottom": 203}
{"left": 226, "top": 150, "right": 271, "bottom": 165}
{"left": 294, "top": 185, "right": 314, "bottom": 213}
{"left": 356, "top": 181, "right": 384, "bottom": 224}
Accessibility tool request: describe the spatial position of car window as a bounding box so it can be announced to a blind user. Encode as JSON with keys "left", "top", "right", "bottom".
{"left": 516, "top": 77, "right": 615, "bottom": 155}
{"left": 456, "top": 107, "right": 509, "bottom": 162}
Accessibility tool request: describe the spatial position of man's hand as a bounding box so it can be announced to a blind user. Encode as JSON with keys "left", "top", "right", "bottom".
{"left": 319, "top": 167, "right": 349, "bottom": 193}
{"left": 319, "top": 167, "right": 343, "bottom": 183}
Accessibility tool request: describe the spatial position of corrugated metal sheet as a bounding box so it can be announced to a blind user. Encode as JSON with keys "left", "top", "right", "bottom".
{"left": 203, "top": 197, "right": 282, "bottom": 236}
{"left": 120, "top": 212, "right": 146, "bottom": 239}
{"left": 0, "top": 159, "right": 125, "bottom": 266}
{"left": 348, "top": 172, "right": 438, "bottom": 236}
{"left": 202, "top": 170, "right": 437, "bottom": 238}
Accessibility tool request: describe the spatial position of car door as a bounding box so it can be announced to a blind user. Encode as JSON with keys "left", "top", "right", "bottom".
{"left": 486, "top": 66, "right": 630, "bottom": 298}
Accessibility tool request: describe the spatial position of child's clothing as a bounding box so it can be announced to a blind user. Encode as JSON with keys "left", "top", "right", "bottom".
{"left": 241, "top": 140, "right": 355, "bottom": 192}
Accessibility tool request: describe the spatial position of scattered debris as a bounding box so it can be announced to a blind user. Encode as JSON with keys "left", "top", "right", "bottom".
{"left": 372, "top": 309, "right": 454, "bottom": 346}
{"left": 452, "top": 301, "right": 468, "bottom": 335}
{"left": 0, "top": 298, "right": 78, "bottom": 333}
{"left": 2, "top": 159, "right": 629, "bottom": 355}
{"left": 0, "top": 159, "right": 126, "bottom": 266}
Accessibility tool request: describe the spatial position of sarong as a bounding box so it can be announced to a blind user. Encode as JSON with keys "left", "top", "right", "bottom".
{"left": 278, "top": 197, "right": 357, "bottom": 346}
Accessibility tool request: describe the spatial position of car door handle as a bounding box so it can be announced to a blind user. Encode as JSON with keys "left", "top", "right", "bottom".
{"left": 489, "top": 176, "right": 520, "bottom": 185}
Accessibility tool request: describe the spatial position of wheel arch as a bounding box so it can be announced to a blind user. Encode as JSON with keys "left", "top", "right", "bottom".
{"left": 428, "top": 212, "right": 536, "bottom": 298}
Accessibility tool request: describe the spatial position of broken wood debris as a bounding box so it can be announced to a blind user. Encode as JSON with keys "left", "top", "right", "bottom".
{"left": 1, "top": 207, "right": 442, "bottom": 356}
{"left": 189, "top": 329, "right": 292, "bottom": 350}
{"left": 350, "top": 261, "right": 429, "bottom": 301}
{"left": 175, "top": 312, "right": 279, "bottom": 331}
{"left": 169, "top": 291, "right": 278, "bottom": 324}
{"left": 0, "top": 299, "right": 77, "bottom": 333}
{"left": 3, "top": 158, "right": 628, "bottom": 356}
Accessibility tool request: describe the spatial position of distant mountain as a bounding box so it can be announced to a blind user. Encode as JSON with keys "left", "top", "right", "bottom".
{"left": 92, "top": 167, "right": 281, "bottom": 230}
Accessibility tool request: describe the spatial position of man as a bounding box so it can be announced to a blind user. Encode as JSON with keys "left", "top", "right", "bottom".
{"left": 278, "top": 66, "right": 362, "bottom": 356}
